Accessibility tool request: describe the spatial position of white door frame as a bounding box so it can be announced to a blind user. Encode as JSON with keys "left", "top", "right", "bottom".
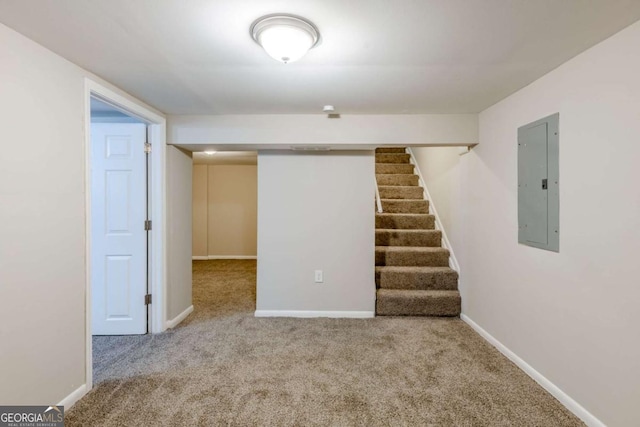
{"left": 84, "top": 78, "right": 167, "bottom": 392}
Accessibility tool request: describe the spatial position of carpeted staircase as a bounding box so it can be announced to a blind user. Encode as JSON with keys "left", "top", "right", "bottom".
{"left": 375, "top": 147, "right": 461, "bottom": 316}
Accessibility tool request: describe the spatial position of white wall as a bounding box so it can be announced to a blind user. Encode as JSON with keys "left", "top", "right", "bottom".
{"left": 208, "top": 165, "right": 257, "bottom": 257}
{"left": 192, "top": 164, "right": 258, "bottom": 258}
{"left": 0, "top": 23, "right": 164, "bottom": 405}
{"left": 411, "top": 147, "right": 464, "bottom": 247}
{"left": 168, "top": 114, "right": 478, "bottom": 148}
{"left": 256, "top": 151, "right": 375, "bottom": 316}
{"left": 461, "top": 20, "right": 640, "bottom": 426}
{"left": 192, "top": 165, "right": 208, "bottom": 257}
{"left": 166, "top": 146, "right": 193, "bottom": 321}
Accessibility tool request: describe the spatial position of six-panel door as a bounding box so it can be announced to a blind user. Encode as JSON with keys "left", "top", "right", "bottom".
{"left": 91, "top": 123, "right": 147, "bottom": 335}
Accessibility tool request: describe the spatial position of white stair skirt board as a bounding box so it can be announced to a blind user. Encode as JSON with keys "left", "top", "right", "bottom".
{"left": 192, "top": 256, "right": 257, "bottom": 260}
{"left": 461, "top": 314, "right": 605, "bottom": 427}
{"left": 166, "top": 305, "right": 194, "bottom": 329}
{"left": 255, "top": 310, "right": 375, "bottom": 319}
{"left": 57, "top": 384, "right": 87, "bottom": 409}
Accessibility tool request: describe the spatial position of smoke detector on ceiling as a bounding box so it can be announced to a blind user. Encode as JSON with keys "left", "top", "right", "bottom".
{"left": 323, "top": 105, "right": 340, "bottom": 118}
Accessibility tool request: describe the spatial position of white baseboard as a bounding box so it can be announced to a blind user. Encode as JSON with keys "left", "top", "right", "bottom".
{"left": 192, "top": 255, "right": 257, "bottom": 260}
{"left": 166, "top": 305, "right": 194, "bottom": 329}
{"left": 254, "top": 310, "right": 375, "bottom": 319}
{"left": 57, "top": 384, "right": 87, "bottom": 409}
{"left": 461, "top": 314, "right": 605, "bottom": 427}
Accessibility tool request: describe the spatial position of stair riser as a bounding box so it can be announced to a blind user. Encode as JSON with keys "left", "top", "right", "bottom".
{"left": 376, "top": 271, "right": 458, "bottom": 290}
{"left": 375, "top": 164, "right": 415, "bottom": 174}
{"left": 376, "top": 174, "right": 419, "bottom": 186}
{"left": 376, "top": 294, "right": 461, "bottom": 316}
{"left": 379, "top": 186, "right": 423, "bottom": 199}
{"left": 380, "top": 200, "right": 429, "bottom": 214}
{"left": 375, "top": 251, "right": 449, "bottom": 267}
{"left": 376, "top": 230, "right": 441, "bottom": 247}
{"left": 375, "top": 215, "right": 435, "bottom": 229}
{"left": 375, "top": 153, "right": 411, "bottom": 164}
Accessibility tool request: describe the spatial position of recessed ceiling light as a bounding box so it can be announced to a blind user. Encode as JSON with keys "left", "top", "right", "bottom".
{"left": 204, "top": 150, "right": 217, "bottom": 155}
{"left": 250, "top": 14, "right": 320, "bottom": 64}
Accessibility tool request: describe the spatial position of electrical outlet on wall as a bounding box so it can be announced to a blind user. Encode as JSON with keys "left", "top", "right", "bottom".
{"left": 314, "top": 270, "right": 323, "bottom": 283}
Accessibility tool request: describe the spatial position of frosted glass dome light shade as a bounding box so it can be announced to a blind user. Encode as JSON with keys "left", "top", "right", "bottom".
{"left": 259, "top": 26, "right": 313, "bottom": 63}
{"left": 251, "top": 14, "right": 320, "bottom": 64}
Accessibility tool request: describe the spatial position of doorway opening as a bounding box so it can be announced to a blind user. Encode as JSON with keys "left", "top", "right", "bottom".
{"left": 84, "top": 79, "right": 166, "bottom": 393}
{"left": 192, "top": 151, "right": 257, "bottom": 260}
{"left": 191, "top": 150, "right": 258, "bottom": 312}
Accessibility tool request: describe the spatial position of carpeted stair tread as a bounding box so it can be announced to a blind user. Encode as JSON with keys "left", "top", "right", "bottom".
{"left": 376, "top": 174, "right": 419, "bottom": 186}
{"left": 376, "top": 163, "right": 415, "bottom": 174}
{"left": 375, "top": 266, "right": 459, "bottom": 290}
{"left": 380, "top": 199, "right": 429, "bottom": 214}
{"left": 378, "top": 185, "right": 423, "bottom": 199}
{"left": 376, "top": 289, "right": 461, "bottom": 316}
{"left": 376, "top": 229, "right": 442, "bottom": 247}
{"left": 376, "top": 147, "right": 407, "bottom": 153}
{"left": 376, "top": 213, "right": 435, "bottom": 229}
{"left": 375, "top": 246, "right": 450, "bottom": 266}
{"left": 375, "top": 153, "right": 411, "bottom": 164}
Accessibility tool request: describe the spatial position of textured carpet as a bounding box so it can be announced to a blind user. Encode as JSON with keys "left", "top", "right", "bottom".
{"left": 67, "top": 260, "right": 583, "bottom": 426}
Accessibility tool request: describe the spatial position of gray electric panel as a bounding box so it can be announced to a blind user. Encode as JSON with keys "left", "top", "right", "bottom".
{"left": 518, "top": 113, "right": 559, "bottom": 252}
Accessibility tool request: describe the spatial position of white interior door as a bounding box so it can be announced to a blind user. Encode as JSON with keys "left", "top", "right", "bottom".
{"left": 91, "top": 123, "right": 147, "bottom": 335}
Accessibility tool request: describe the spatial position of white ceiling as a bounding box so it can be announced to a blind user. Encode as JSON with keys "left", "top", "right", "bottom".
{"left": 1, "top": 0, "right": 639, "bottom": 115}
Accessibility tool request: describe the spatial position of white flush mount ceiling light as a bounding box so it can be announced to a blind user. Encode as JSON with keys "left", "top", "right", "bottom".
{"left": 204, "top": 150, "right": 217, "bottom": 155}
{"left": 250, "top": 14, "right": 320, "bottom": 64}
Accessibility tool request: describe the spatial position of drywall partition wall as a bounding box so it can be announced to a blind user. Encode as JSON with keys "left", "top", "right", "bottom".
{"left": 0, "top": 23, "right": 164, "bottom": 405}
{"left": 0, "top": 22, "right": 83, "bottom": 405}
{"left": 256, "top": 151, "right": 375, "bottom": 316}
{"left": 411, "top": 147, "right": 464, "bottom": 249}
{"left": 167, "top": 114, "right": 478, "bottom": 148}
{"left": 167, "top": 146, "right": 193, "bottom": 322}
{"left": 192, "top": 164, "right": 208, "bottom": 257}
{"left": 465, "top": 20, "right": 640, "bottom": 426}
{"left": 207, "top": 165, "right": 257, "bottom": 257}
{"left": 191, "top": 165, "right": 258, "bottom": 258}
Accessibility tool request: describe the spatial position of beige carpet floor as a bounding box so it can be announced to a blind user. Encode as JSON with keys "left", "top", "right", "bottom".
{"left": 67, "top": 260, "right": 583, "bottom": 426}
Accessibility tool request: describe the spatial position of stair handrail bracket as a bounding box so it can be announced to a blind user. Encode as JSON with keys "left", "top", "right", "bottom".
{"left": 406, "top": 148, "right": 461, "bottom": 274}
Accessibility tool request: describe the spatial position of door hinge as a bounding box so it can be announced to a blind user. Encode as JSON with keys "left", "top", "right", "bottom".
{"left": 144, "top": 220, "right": 152, "bottom": 231}
{"left": 144, "top": 143, "right": 152, "bottom": 154}
{"left": 145, "top": 294, "right": 152, "bottom": 305}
